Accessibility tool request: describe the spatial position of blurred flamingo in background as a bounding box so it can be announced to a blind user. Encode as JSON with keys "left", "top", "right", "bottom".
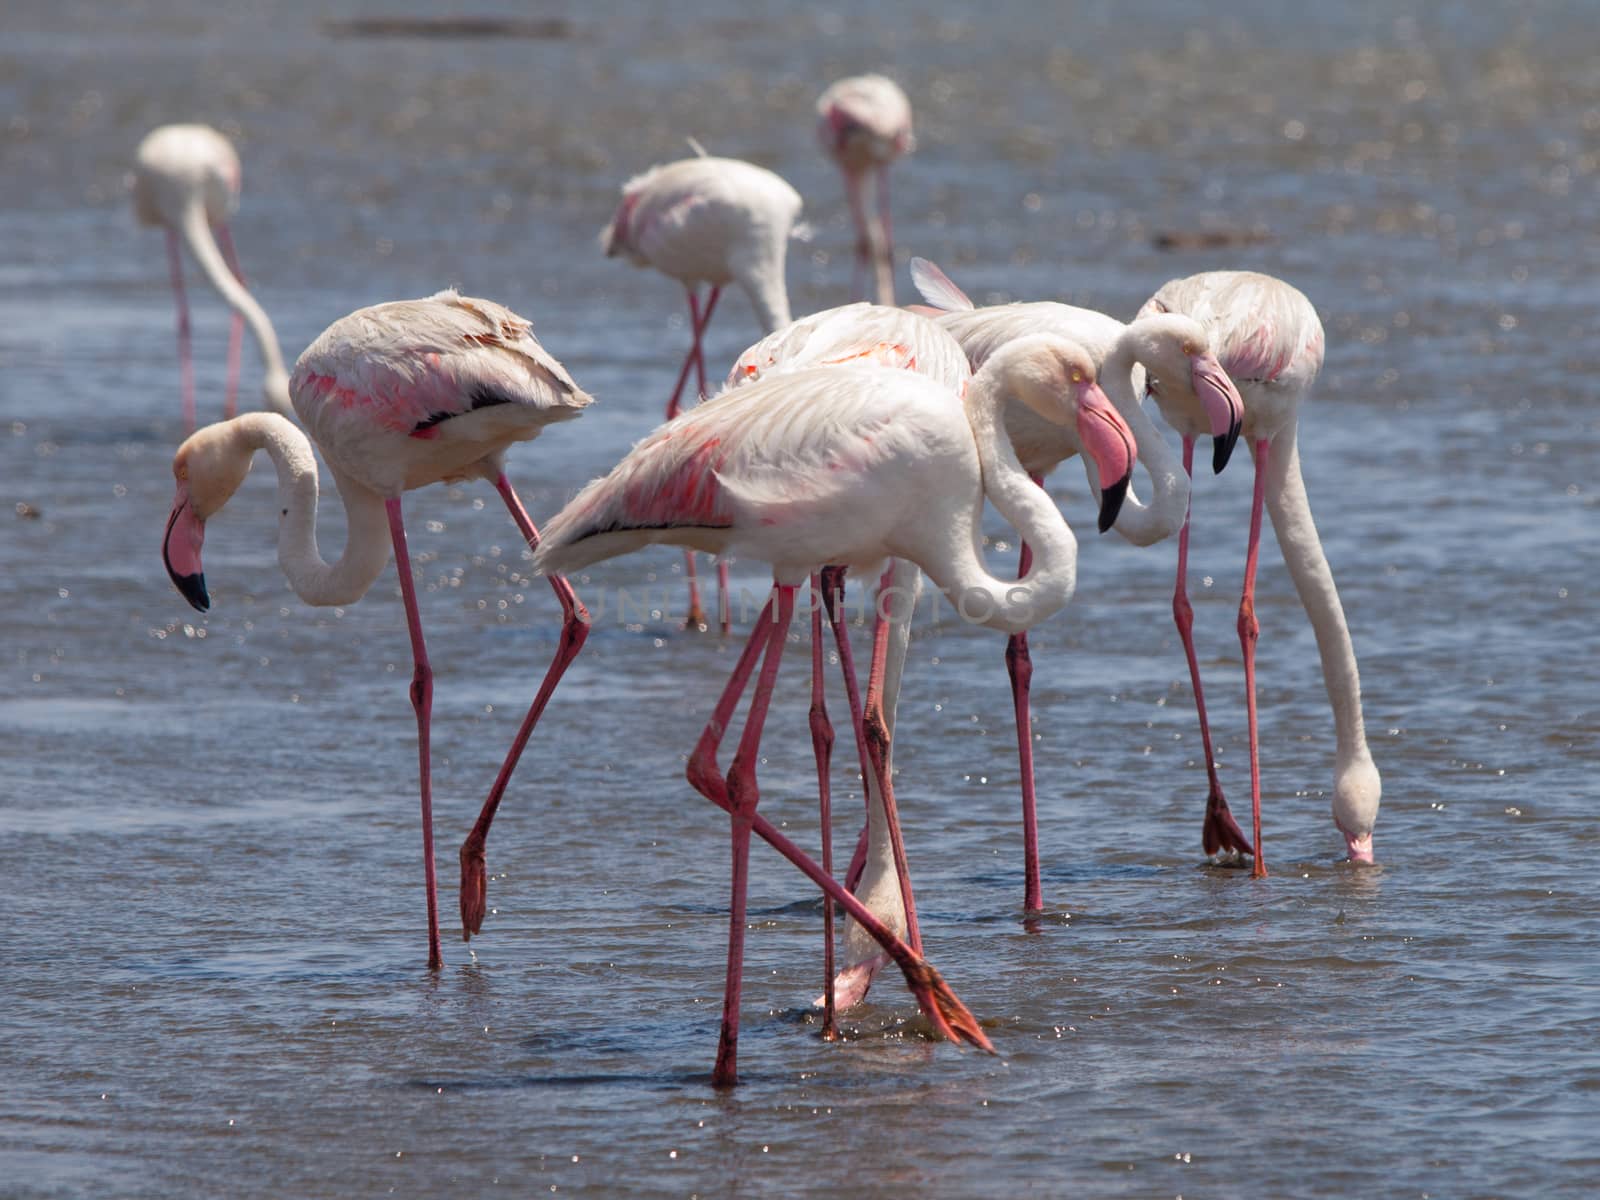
{"left": 602, "top": 151, "right": 803, "bottom": 630}
{"left": 816, "top": 75, "right": 915, "bottom": 306}
{"left": 132, "top": 124, "right": 292, "bottom": 430}
{"left": 160, "top": 291, "right": 592, "bottom": 970}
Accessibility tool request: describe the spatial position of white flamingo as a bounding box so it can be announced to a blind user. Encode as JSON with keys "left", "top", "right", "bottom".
{"left": 131, "top": 124, "right": 292, "bottom": 429}
{"left": 1137, "top": 271, "right": 1381, "bottom": 874}
{"left": 161, "top": 291, "right": 592, "bottom": 969}
{"left": 911, "top": 257, "right": 1247, "bottom": 904}
{"left": 815, "top": 74, "right": 915, "bottom": 305}
{"left": 602, "top": 152, "right": 803, "bottom": 630}
{"left": 534, "top": 333, "right": 1134, "bottom": 1086}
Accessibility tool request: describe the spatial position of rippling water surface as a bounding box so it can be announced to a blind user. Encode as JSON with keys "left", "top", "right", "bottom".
{"left": 4, "top": 1, "right": 1599, "bottom": 1196}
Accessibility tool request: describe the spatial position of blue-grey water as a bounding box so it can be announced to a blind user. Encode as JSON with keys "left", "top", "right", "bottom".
{"left": 3, "top": 1, "right": 1598, "bottom": 1196}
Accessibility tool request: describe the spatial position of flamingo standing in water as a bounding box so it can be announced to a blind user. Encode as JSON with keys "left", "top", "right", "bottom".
{"left": 161, "top": 291, "right": 592, "bottom": 970}
{"left": 132, "top": 124, "right": 293, "bottom": 429}
{"left": 911, "top": 257, "right": 1245, "bottom": 906}
{"left": 1137, "top": 272, "right": 1381, "bottom": 875}
{"left": 601, "top": 152, "right": 803, "bottom": 630}
{"left": 816, "top": 75, "right": 914, "bottom": 305}
{"left": 534, "top": 333, "right": 1133, "bottom": 1086}
{"left": 727, "top": 302, "right": 975, "bottom": 1024}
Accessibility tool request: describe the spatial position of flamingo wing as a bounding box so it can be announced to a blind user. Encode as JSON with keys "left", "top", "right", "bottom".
{"left": 729, "top": 303, "right": 970, "bottom": 393}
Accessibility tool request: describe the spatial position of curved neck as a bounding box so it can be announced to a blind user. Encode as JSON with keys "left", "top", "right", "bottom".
{"left": 1098, "top": 339, "right": 1189, "bottom": 546}
{"left": 924, "top": 362, "right": 1079, "bottom": 635}
{"left": 179, "top": 203, "right": 293, "bottom": 417}
{"left": 236, "top": 414, "right": 392, "bottom": 606}
{"left": 738, "top": 247, "right": 793, "bottom": 334}
{"left": 1261, "top": 426, "right": 1370, "bottom": 765}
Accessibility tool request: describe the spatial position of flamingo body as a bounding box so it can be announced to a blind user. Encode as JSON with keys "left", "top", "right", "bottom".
{"left": 728, "top": 302, "right": 970, "bottom": 392}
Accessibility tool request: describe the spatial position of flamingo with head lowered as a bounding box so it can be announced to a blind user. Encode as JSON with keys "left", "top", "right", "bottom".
{"left": 1137, "top": 271, "right": 1381, "bottom": 875}
{"left": 815, "top": 74, "right": 915, "bottom": 305}
{"left": 602, "top": 151, "right": 803, "bottom": 631}
{"left": 132, "top": 124, "right": 293, "bottom": 429}
{"left": 533, "top": 332, "right": 1134, "bottom": 1086}
{"left": 161, "top": 290, "right": 591, "bottom": 970}
{"left": 911, "top": 257, "right": 1245, "bottom": 905}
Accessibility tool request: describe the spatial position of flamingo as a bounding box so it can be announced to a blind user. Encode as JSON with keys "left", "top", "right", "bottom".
{"left": 160, "top": 291, "right": 592, "bottom": 970}
{"left": 1137, "top": 271, "right": 1381, "bottom": 875}
{"left": 727, "top": 302, "right": 974, "bottom": 1025}
{"left": 131, "top": 124, "right": 293, "bottom": 430}
{"left": 910, "top": 257, "right": 1246, "bottom": 906}
{"left": 602, "top": 152, "right": 803, "bottom": 630}
{"left": 815, "top": 75, "right": 914, "bottom": 306}
{"left": 533, "top": 333, "right": 1135, "bottom": 1086}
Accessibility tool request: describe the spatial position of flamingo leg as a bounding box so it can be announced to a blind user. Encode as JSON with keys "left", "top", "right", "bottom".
{"left": 216, "top": 223, "right": 246, "bottom": 420}
{"left": 807, "top": 574, "right": 839, "bottom": 1040}
{"left": 1006, "top": 528, "right": 1042, "bottom": 913}
{"left": 863, "top": 568, "right": 920, "bottom": 954}
{"left": 690, "top": 287, "right": 728, "bottom": 634}
{"left": 673, "top": 288, "right": 724, "bottom": 630}
{"left": 827, "top": 571, "right": 874, "bottom": 895}
{"left": 385, "top": 498, "right": 443, "bottom": 972}
{"left": 1240, "top": 438, "right": 1271, "bottom": 879}
{"left": 1174, "top": 436, "right": 1254, "bottom": 860}
{"left": 458, "top": 473, "right": 592, "bottom": 941}
{"left": 165, "top": 229, "right": 196, "bottom": 433}
{"left": 687, "top": 586, "right": 991, "bottom": 1087}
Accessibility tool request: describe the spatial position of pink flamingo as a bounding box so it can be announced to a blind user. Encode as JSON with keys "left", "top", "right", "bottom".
{"left": 911, "top": 257, "right": 1246, "bottom": 905}
{"left": 727, "top": 302, "right": 975, "bottom": 1025}
{"left": 131, "top": 124, "right": 292, "bottom": 430}
{"left": 161, "top": 291, "right": 592, "bottom": 969}
{"left": 1137, "top": 271, "right": 1381, "bottom": 875}
{"left": 534, "top": 333, "right": 1134, "bottom": 1086}
{"left": 815, "top": 74, "right": 915, "bottom": 305}
{"left": 602, "top": 151, "right": 803, "bottom": 630}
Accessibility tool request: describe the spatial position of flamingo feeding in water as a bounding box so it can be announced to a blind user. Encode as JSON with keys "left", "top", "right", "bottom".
{"left": 131, "top": 124, "right": 293, "bottom": 430}
{"left": 727, "top": 301, "right": 975, "bottom": 1024}
{"left": 534, "top": 333, "right": 1134, "bottom": 1086}
{"left": 602, "top": 152, "right": 803, "bottom": 630}
{"left": 1137, "top": 271, "right": 1381, "bottom": 875}
{"left": 911, "top": 257, "right": 1245, "bottom": 906}
{"left": 815, "top": 74, "right": 915, "bottom": 306}
{"left": 161, "top": 291, "right": 592, "bottom": 970}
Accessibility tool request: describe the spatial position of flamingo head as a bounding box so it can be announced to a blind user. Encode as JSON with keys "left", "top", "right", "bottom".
{"left": 1002, "top": 335, "right": 1137, "bottom": 533}
{"left": 1332, "top": 753, "right": 1382, "bottom": 865}
{"left": 1132, "top": 315, "right": 1245, "bottom": 472}
{"left": 163, "top": 423, "right": 256, "bottom": 612}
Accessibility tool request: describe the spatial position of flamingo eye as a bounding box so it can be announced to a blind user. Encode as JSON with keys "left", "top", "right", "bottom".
{"left": 1069, "top": 368, "right": 1084, "bottom": 384}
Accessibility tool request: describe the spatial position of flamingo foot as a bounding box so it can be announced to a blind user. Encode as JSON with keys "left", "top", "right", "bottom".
{"left": 459, "top": 835, "right": 488, "bottom": 939}
{"left": 896, "top": 957, "right": 993, "bottom": 1052}
{"left": 1201, "top": 790, "right": 1255, "bottom": 860}
{"left": 683, "top": 605, "right": 709, "bottom": 631}
{"left": 815, "top": 952, "right": 889, "bottom": 1013}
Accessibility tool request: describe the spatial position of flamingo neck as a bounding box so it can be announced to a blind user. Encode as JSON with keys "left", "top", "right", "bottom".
{"left": 178, "top": 203, "right": 293, "bottom": 418}
{"left": 1100, "top": 338, "right": 1190, "bottom": 546}
{"left": 930, "top": 359, "right": 1079, "bottom": 635}
{"left": 233, "top": 414, "right": 393, "bottom": 606}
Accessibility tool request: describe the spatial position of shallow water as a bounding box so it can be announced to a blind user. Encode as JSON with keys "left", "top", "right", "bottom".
{"left": 4, "top": 1, "right": 1599, "bottom": 1196}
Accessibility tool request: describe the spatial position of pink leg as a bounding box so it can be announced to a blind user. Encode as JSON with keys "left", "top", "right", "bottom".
{"left": 1006, "top": 528, "right": 1042, "bottom": 913}
{"left": 1239, "top": 439, "right": 1271, "bottom": 879}
{"left": 165, "top": 230, "right": 196, "bottom": 432}
{"left": 862, "top": 581, "right": 920, "bottom": 954}
{"left": 820, "top": 569, "right": 874, "bottom": 895}
{"left": 1174, "top": 436, "right": 1254, "bottom": 860}
{"left": 808, "top": 575, "right": 839, "bottom": 1040}
{"left": 458, "top": 473, "right": 592, "bottom": 940}
{"left": 716, "top": 560, "right": 731, "bottom": 636}
{"left": 385, "top": 498, "right": 443, "bottom": 971}
{"left": 673, "top": 288, "right": 723, "bottom": 630}
{"left": 217, "top": 224, "right": 246, "bottom": 420}
{"left": 692, "top": 288, "right": 727, "bottom": 633}
{"left": 687, "top": 587, "right": 990, "bottom": 1087}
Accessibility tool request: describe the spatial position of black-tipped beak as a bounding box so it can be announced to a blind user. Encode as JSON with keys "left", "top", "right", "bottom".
{"left": 1212, "top": 417, "right": 1242, "bottom": 474}
{"left": 171, "top": 570, "right": 210, "bottom": 613}
{"left": 1098, "top": 473, "right": 1131, "bottom": 534}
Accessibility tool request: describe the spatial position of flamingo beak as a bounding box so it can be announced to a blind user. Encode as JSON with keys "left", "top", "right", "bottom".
{"left": 1074, "top": 380, "right": 1137, "bottom": 533}
{"left": 1343, "top": 828, "right": 1375, "bottom": 864}
{"left": 1192, "top": 353, "right": 1244, "bottom": 474}
{"left": 163, "top": 485, "right": 210, "bottom": 613}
